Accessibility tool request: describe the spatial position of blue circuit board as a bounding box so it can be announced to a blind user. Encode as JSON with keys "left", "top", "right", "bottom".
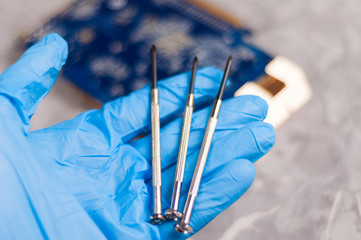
{"left": 27, "top": 0, "right": 272, "bottom": 102}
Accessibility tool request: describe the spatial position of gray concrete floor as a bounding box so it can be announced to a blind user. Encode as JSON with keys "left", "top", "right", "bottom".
{"left": 1, "top": 0, "right": 361, "bottom": 239}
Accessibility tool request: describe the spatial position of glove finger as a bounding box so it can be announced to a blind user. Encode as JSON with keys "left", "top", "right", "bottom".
{"left": 159, "top": 159, "right": 256, "bottom": 239}
{"left": 131, "top": 95, "right": 269, "bottom": 170}
{"left": 158, "top": 121, "right": 275, "bottom": 206}
{"left": 0, "top": 33, "right": 68, "bottom": 131}
{"left": 28, "top": 67, "right": 224, "bottom": 159}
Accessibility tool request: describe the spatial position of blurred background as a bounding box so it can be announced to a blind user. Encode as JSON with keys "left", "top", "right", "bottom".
{"left": 1, "top": 0, "right": 361, "bottom": 239}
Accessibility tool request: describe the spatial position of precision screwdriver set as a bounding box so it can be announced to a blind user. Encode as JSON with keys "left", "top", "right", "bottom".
{"left": 148, "top": 45, "right": 232, "bottom": 233}
{"left": 24, "top": 0, "right": 312, "bottom": 234}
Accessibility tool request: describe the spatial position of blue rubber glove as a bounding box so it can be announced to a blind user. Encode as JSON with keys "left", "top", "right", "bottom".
{"left": 0, "top": 34, "right": 275, "bottom": 239}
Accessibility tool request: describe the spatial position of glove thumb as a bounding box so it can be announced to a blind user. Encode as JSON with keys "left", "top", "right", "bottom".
{"left": 0, "top": 33, "right": 68, "bottom": 132}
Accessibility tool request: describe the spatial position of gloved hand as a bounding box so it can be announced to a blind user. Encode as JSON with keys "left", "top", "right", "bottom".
{"left": 0, "top": 34, "right": 275, "bottom": 239}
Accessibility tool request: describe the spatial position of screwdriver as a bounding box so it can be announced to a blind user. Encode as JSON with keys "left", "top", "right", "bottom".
{"left": 165, "top": 57, "right": 198, "bottom": 221}
{"left": 149, "top": 45, "right": 166, "bottom": 225}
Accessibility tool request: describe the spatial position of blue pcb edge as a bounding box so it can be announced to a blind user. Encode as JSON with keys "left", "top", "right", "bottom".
{"left": 27, "top": 0, "right": 272, "bottom": 102}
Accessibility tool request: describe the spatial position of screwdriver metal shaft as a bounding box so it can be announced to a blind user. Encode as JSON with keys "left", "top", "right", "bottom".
{"left": 165, "top": 57, "right": 198, "bottom": 221}
{"left": 174, "top": 56, "right": 233, "bottom": 234}
{"left": 150, "top": 45, "right": 165, "bottom": 225}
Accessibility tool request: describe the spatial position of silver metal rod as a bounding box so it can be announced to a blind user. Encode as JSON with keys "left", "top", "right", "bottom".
{"left": 149, "top": 45, "right": 165, "bottom": 224}
{"left": 151, "top": 88, "right": 161, "bottom": 210}
{"left": 165, "top": 94, "right": 194, "bottom": 220}
{"left": 150, "top": 88, "right": 165, "bottom": 224}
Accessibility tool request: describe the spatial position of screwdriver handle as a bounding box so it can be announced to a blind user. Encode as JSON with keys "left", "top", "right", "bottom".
{"left": 151, "top": 88, "right": 162, "bottom": 215}
{"left": 182, "top": 99, "right": 221, "bottom": 224}
{"left": 175, "top": 94, "right": 194, "bottom": 182}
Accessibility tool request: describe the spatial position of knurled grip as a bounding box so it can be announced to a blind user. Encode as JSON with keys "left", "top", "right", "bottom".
{"left": 175, "top": 94, "right": 194, "bottom": 181}
{"left": 182, "top": 99, "right": 222, "bottom": 224}
{"left": 151, "top": 89, "right": 161, "bottom": 187}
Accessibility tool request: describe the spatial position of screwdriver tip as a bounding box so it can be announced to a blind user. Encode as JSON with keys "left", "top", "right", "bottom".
{"left": 151, "top": 45, "right": 157, "bottom": 52}
{"left": 151, "top": 45, "right": 157, "bottom": 89}
{"left": 226, "top": 56, "right": 232, "bottom": 67}
{"left": 216, "top": 56, "right": 233, "bottom": 100}
{"left": 189, "top": 56, "right": 198, "bottom": 94}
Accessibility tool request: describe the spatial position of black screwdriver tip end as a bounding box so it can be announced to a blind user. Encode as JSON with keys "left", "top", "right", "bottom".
{"left": 216, "top": 56, "right": 233, "bottom": 100}
{"left": 151, "top": 45, "right": 157, "bottom": 52}
{"left": 190, "top": 56, "right": 199, "bottom": 94}
{"left": 151, "top": 45, "right": 157, "bottom": 89}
